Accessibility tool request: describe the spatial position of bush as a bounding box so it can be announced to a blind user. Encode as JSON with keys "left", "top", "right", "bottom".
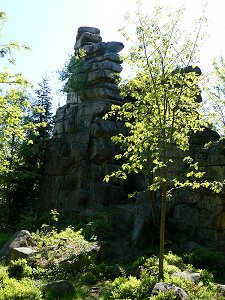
{"left": 81, "top": 219, "right": 115, "bottom": 241}
{"left": 0, "top": 270, "right": 42, "bottom": 300}
{"left": 169, "top": 275, "right": 223, "bottom": 300}
{"left": 91, "top": 263, "right": 121, "bottom": 281}
{"left": 80, "top": 271, "right": 98, "bottom": 285}
{"left": 151, "top": 290, "right": 176, "bottom": 300}
{"left": 111, "top": 276, "right": 145, "bottom": 299}
{"left": 8, "top": 259, "right": 32, "bottom": 280}
{"left": 165, "top": 252, "right": 186, "bottom": 270}
{"left": 183, "top": 247, "right": 225, "bottom": 275}
{"left": 33, "top": 226, "right": 94, "bottom": 266}
{"left": 130, "top": 255, "right": 148, "bottom": 274}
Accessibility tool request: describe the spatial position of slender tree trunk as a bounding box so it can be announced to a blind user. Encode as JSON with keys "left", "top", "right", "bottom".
{"left": 5, "top": 133, "right": 15, "bottom": 225}
{"left": 158, "top": 181, "right": 167, "bottom": 281}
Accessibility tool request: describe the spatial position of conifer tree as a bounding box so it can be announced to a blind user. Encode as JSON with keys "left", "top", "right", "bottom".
{"left": 7, "top": 76, "right": 53, "bottom": 226}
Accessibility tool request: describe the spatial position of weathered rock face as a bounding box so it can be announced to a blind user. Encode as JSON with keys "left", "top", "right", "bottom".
{"left": 134, "top": 128, "right": 225, "bottom": 251}
{"left": 41, "top": 27, "right": 128, "bottom": 216}
{"left": 168, "top": 135, "right": 225, "bottom": 252}
{"left": 172, "top": 270, "right": 202, "bottom": 284}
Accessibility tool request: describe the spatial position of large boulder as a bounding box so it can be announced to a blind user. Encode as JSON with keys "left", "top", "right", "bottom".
{"left": 172, "top": 270, "right": 202, "bottom": 284}
{"left": 59, "top": 241, "right": 101, "bottom": 273}
{"left": 43, "top": 280, "right": 75, "bottom": 299}
{"left": 0, "top": 230, "right": 35, "bottom": 261}
{"left": 7, "top": 247, "right": 36, "bottom": 261}
{"left": 216, "top": 284, "right": 225, "bottom": 296}
{"left": 152, "top": 282, "right": 188, "bottom": 300}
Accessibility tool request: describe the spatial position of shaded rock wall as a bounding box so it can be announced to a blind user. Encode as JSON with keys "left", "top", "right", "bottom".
{"left": 168, "top": 134, "right": 225, "bottom": 252}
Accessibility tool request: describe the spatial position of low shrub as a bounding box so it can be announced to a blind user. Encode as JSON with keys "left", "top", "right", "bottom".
{"left": 8, "top": 258, "right": 32, "bottom": 280}
{"left": 0, "top": 270, "right": 42, "bottom": 300}
{"left": 151, "top": 290, "right": 176, "bottom": 300}
{"left": 33, "top": 226, "right": 94, "bottom": 267}
{"left": 183, "top": 247, "right": 225, "bottom": 275}
{"left": 93, "top": 263, "right": 121, "bottom": 280}
{"left": 111, "top": 276, "right": 144, "bottom": 300}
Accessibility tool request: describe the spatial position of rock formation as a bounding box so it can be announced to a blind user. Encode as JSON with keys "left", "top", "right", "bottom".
{"left": 41, "top": 27, "right": 129, "bottom": 218}
{"left": 41, "top": 26, "right": 225, "bottom": 253}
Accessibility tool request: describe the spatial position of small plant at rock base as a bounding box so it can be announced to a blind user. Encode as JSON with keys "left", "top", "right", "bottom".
{"left": 50, "top": 209, "right": 60, "bottom": 229}
{"left": 8, "top": 258, "right": 32, "bottom": 280}
{"left": 151, "top": 290, "right": 177, "bottom": 300}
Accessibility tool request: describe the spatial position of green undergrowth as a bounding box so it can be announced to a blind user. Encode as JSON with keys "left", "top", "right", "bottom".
{"left": 0, "top": 267, "right": 42, "bottom": 300}
{"left": 110, "top": 252, "right": 223, "bottom": 300}
{"left": 0, "top": 215, "right": 225, "bottom": 299}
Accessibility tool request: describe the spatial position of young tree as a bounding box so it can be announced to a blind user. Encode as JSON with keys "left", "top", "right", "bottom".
{"left": 104, "top": 3, "right": 221, "bottom": 280}
{"left": 0, "top": 12, "right": 31, "bottom": 173}
{"left": 59, "top": 51, "right": 88, "bottom": 102}
{"left": 0, "top": 11, "right": 46, "bottom": 226}
{"left": 0, "top": 11, "right": 33, "bottom": 224}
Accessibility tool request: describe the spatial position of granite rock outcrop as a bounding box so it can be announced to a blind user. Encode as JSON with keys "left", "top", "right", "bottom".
{"left": 41, "top": 27, "right": 129, "bottom": 218}
{"left": 41, "top": 26, "right": 225, "bottom": 253}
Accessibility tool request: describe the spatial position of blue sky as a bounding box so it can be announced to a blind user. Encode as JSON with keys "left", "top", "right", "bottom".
{"left": 1, "top": 0, "right": 225, "bottom": 109}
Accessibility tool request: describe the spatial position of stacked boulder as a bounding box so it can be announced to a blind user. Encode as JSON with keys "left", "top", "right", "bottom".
{"left": 66, "top": 26, "right": 124, "bottom": 103}
{"left": 41, "top": 27, "right": 129, "bottom": 217}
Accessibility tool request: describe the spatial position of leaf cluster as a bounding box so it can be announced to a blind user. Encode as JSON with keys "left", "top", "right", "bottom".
{"left": 203, "top": 55, "right": 225, "bottom": 135}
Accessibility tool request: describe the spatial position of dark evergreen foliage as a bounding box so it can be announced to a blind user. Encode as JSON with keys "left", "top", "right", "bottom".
{"left": 0, "top": 76, "right": 53, "bottom": 227}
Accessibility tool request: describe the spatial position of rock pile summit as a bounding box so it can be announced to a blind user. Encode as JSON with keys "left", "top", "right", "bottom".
{"left": 66, "top": 26, "right": 124, "bottom": 104}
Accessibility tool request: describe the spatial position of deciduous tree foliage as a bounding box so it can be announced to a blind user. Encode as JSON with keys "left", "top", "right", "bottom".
{"left": 5, "top": 76, "right": 53, "bottom": 225}
{"left": 204, "top": 55, "right": 225, "bottom": 135}
{"left": 0, "top": 11, "right": 32, "bottom": 174}
{"left": 104, "top": 3, "right": 222, "bottom": 280}
{"left": 0, "top": 12, "right": 48, "bottom": 226}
